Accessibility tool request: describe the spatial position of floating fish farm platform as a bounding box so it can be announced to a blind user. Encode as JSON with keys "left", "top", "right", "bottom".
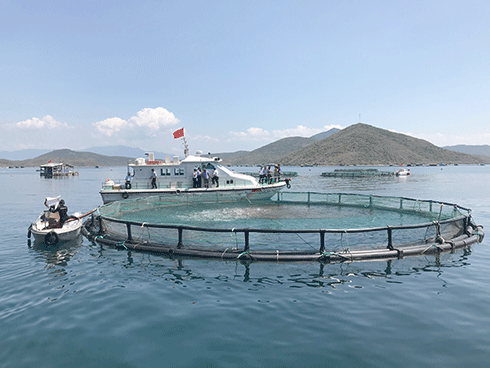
{"left": 321, "top": 169, "right": 395, "bottom": 177}
{"left": 82, "top": 192, "right": 484, "bottom": 263}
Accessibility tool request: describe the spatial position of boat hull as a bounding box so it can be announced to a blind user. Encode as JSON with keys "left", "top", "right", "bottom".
{"left": 100, "top": 182, "right": 286, "bottom": 204}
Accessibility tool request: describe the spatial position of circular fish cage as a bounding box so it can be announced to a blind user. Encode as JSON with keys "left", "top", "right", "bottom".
{"left": 82, "top": 192, "right": 484, "bottom": 263}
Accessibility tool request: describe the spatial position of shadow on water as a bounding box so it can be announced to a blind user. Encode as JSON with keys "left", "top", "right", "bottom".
{"left": 89, "top": 242, "right": 473, "bottom": 289}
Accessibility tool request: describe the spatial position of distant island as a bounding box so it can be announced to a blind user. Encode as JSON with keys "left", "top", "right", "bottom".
{"left": 1, "top": 124, "right": 489, "bottom": 167}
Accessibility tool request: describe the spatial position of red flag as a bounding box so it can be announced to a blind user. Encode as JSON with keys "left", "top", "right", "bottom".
{"left": 48, "top": 160, "right": 51, "bottom": 163}
{"left": 173, "top": 128, "right": 184, "bottom": 139}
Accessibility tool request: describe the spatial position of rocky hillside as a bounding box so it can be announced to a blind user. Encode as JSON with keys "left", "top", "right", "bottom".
{"left": 279, "top": 123, "right": 488, "bottom": 166}
{"left": 220, "top": 123, "right": 489, "bottom": 166}
{"left": 2, "top": 125, "right": 488, "bottom": 168}
{"left": 218, "top": 136, "right": 316, "bottom": 165}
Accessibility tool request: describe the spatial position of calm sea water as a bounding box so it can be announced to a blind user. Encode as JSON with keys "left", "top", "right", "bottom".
{"left": 1, "top": 165, "right": 490, "bottom": 368}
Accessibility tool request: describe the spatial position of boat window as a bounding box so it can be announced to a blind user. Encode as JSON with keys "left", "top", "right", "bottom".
{"left": 161, "top": 168, "right": 171, "bottom": 176}
{"left": 174, "top": 168, "right": 184, "bottom": 176}
{"left": 202, "top": 163, "right": 215, "bottom": 170}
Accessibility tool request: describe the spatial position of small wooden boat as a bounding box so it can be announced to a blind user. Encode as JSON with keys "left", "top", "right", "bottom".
{"left": 28, "top": 211, "right": 83, "bottom": 245}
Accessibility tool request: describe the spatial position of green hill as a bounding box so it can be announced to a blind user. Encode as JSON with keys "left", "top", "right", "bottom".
{"left": 1, "top": 149, "right": 133, "bottom": 167}
{"left": 279, "top": 123, "right": 488, "bottom": 166}
{"left": 219, "top": 136, "right": 317, "bottom": 165}
{"left": 220, "top": 123, "right": 489, "bottom": 166}
{"left": 2, "top": 125, "right": 488, "bottom": 168}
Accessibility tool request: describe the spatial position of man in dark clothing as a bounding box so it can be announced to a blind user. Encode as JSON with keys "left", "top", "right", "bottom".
{"left": 150, "top": 169, "right": 157, "bottom": 189}
{"left": 48, "top": 199, "right": 69, "bottom": 227}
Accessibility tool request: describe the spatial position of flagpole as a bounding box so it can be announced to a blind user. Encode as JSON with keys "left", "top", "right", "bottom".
{"left": 183, "top": 137, "right": 189, "bottom": 157}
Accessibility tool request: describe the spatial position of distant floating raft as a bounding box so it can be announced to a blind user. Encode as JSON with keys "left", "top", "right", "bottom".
{"left": 321, "top": 169, "right": 395, "bottom": 177}
{"left": 82, "top": 192, "right": 484, "bottom": 263}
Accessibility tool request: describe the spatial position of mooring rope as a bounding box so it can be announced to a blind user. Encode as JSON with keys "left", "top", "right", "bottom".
{"left": 319, "top": 251, "right": 351, "bottom": 261}
{"left": 422, "top": 243, "right": 443, "bottom": 254}
{"left": 237, "top": 250, "right": 252, "bottom": 260}
{"left": 294, "top": 232, "right": 317, "bottom": 250}
{"left": 221, "top": 248, "right": 230, "bottom": 258}
{"left": 94, "top": 234, "right": 108, "bottom": 244}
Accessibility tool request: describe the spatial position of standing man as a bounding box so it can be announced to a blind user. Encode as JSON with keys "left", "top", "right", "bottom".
{"left": 193, "top": 168, "right": 198, "bottom": 188}
{"left": 203, "top": 169, "right": 210, "bottom": 188}
{"left": 150, "top": 169, "right": 157, "bottom": 189}
{"left": 212, "top": 167, "right": 219, "bottom": 187}
{"left": 197, "top": 167, "right": 202, "bottom": 188}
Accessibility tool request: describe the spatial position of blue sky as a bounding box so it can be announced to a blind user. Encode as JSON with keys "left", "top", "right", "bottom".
{"left": 1, "top": 0, "right": 489, "bottom": 155}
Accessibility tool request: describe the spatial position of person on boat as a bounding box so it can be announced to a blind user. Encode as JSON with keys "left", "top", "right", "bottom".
{"left": 125, "top": 172, "right": 132, "bottom": 189}
{"left": 150, "top": 169, "right": 157, "bottom": 189}
{"left": 267, "top": 166, "right": 273, "bottom": 184}
{"left": 193, "top": 168, "right": 198, "bottom": 188}
{"left": 274, "top": 164, "right": 281, "bottom": 182}
{"left": 196, "top": 167, "right": 202, "bottom": 188}
{"left": 259, "top": 166, "right": 265, "bottom": 184}
{"left": 212, "top": 167, "right": 219, "bottom": 187}
{"left": 203, "top": 169, "right": 210, "bottom": 188}
{"left": 46, "top": 199, "right": 69, "bottom": 227}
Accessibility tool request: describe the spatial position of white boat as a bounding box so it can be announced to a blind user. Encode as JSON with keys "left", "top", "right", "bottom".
{"left": 99, "top": 151, "right": 290, "bottom": 204}
{"left": 28, "top": 196, "right": 86, "bottom": 245}
{"left": 396, "top": 168, "right": 411, "bottom": 176}
{"left": 29, "top": 211, "right": 83, "bottom": 245}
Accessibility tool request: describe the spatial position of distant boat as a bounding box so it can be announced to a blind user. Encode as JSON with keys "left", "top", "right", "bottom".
{"left": 396, "top": 168, "right": 411, "bottom": 177}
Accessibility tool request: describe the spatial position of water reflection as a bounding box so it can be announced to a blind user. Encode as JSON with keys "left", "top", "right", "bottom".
{"left": 92, "top": 244, "right": 473, "bottom": 289}
{"left": 30, "top": 236, "right": 83, "bottom": 268}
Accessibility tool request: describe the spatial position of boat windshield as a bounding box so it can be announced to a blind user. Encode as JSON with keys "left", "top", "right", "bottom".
{"left": 201, "top": 162, "right": 218, "bottom": 171}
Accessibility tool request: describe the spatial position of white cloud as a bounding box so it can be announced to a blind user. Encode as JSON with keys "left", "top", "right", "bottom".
{"left": 92, "top": 107, "right": 180, "bottom": 137}
{"left": 323, "top": 124, "right": 344, "bottom": 132}
{"left": 93, "top": 117, "right": 131, "bottom": 137}
{"left": 271, "top": 124, "right": 344, "bottom": 139}
{"left": 229, "top": 127, "right": 270, "bottom": 141}
{"left": 228, "top": 124, "right": 346, "bottom": 143}
{"left": 190, "top": 134, "right": 219, "bottom": 143}
{"left": 272, "top": 125, "right": 326, "bottom": 139}
{"left": 128, "top": 107, "right": 179, "bottom": 131}
{"left": 15, "top": 115, "right": 68, "bottom": 129}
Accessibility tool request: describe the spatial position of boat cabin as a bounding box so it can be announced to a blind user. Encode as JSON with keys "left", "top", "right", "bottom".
{"left": 123, "top": 152, "right": 257, "bottom": 190}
